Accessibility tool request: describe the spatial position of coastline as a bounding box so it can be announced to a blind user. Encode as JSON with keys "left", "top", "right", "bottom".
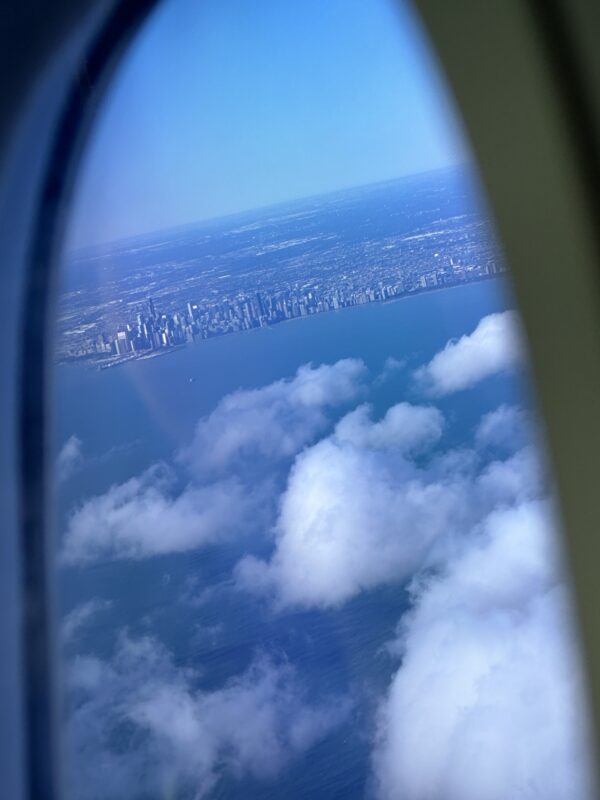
{"left": 56, "top": 273, "right": 505, "bottom": 372}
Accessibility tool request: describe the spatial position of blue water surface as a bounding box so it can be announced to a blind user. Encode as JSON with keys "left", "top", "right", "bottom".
{"left": 54, "top": 277, "right": 532, "bottom": 799}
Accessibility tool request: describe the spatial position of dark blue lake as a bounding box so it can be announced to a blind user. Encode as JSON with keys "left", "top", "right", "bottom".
{"left": 54, "top": 277, "right": 532, "bottom": 799}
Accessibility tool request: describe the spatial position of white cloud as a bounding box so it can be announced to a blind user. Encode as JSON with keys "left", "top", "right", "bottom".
{"left": 58, "top": 332, "right": 594, "bottom": 800}
{"left": 66, "top": 634, "right": 349, "bottom": 799}
{"left": 335, "top": 402, "right": 444, "bottom": 454}
{"left": 61, "top": 464, "right": 255, "bottom": 565}
{"left": 57, "top": 435, "right": 83, "bottom": 483}
{"left": 60, "top": 359, "right": 366, "bottom": 566}
{"left": 475, "top": 403, "right": 530, "bottom": 450}
{"left": 181, "top": 358, "right": 367, "bottom": 476}
{"left": 236, "top": 435, "right": 444, "bottom": 608}
{"left": 372, "top": 500, "right": 595, "bottom": 800}
{"left": 374, "top": 356, "right": 405, "bottom": 386}
{"left": 236, "top": 402, "right": 539, "bottom": 610}
{"left": 62, "top": 598, "right": 112, "bottom": 644}
{"left": 415, "top": 311, "right": 524, "bottom": 395}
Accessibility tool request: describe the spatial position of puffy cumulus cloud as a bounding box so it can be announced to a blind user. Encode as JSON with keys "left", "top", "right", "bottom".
{"left": 61, "top": 464, "right": 254, "bottom": 565}
{"left": 415, "top": 311, "right": 524, "bottom": 395}
{"left": 374, "top": 356, "right": 405, "bottom": 386}
{"left": 57, "top": 434, "right": 83, "bottom": 483}
{"left": 61, "top": 360, "right": 365, "bottom": 566}
{"left": 372, "top": 500, "right": 595, "bottom": 800}
{"left": 335, "top": 402, "right": 444, "bottom": 453}
{"left": 476, "top": 444, "right": 544, "bottom": 507}
{"left": 62, "top": 598, "right": 112, "bottom": 644}
{"left": 182, "top": 358, "right": 367, "bottom": 476}
{"left": 475, "top": 403, "right": 531, "bottom": 451}
{"left": 236, "top": 402, "right": 540, "bottom": 610}
{"left": 236, "top": 437, "right": 443, "bottom": 609}
{"left": 66, "top": 634, "right": 349, "bottom": 799}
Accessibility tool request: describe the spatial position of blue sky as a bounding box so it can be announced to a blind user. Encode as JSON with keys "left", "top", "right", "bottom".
{"left": 67, "top": 0, "right": 468, "bottom": 250}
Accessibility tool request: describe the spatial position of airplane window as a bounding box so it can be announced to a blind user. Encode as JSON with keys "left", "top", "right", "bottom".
{"left": 53, "top": 0, "right": 596, "bottom": 798}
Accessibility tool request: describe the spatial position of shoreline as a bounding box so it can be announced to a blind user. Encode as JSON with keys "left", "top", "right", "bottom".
{"left": 56, "top": 273, "right": 505, "bottom": 371}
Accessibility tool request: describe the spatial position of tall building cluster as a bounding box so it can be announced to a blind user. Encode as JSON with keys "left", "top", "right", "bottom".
{"left": 79, "top": 255, "right": 505, "bottom": 366}
{"left": 55, "top": 173, "right": 506, "bottom": 366}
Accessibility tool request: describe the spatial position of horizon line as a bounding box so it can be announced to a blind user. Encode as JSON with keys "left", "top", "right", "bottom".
{"left": 66, "top": 161, "right": 470, "bottom": 261}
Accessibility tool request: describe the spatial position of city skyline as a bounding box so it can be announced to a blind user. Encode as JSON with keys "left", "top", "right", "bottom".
{"left": 56, "top": 168, "right": 503, "bottom": 367}
{"left": 69, "top": 259, "right": 506, "bottom": 368}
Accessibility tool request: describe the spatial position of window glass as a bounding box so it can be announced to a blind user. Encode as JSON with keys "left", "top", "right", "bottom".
{"left": 54, "top": 0, "right": 595, "bottom": 798}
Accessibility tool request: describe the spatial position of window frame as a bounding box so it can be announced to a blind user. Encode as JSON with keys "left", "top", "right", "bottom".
{"left": 1, "top": 1, "right": 599, "bottom": 797}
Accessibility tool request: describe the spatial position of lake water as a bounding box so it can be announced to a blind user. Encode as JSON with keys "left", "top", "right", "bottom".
{"left": 54, "top": 277, "right": 531, "bottom": 799}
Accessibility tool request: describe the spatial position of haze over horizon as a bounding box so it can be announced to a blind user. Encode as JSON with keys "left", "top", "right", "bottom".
{"left": 66, "top": 0, "right": 467, "bottom": 251}
{"left": 67, "top": 163, "right": 469, "bottom": 257}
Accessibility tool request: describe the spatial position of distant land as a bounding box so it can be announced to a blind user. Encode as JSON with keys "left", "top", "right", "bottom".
{"left": 56, "top": 166, "right": 505, "bottom": 368}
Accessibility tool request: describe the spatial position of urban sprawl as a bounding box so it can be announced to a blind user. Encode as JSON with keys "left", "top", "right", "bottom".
{"left": 63, "top": 258, "right": 505, "bottom": 369}
{"left": 56, "top": 175, "right": 506, "bottom": 368}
